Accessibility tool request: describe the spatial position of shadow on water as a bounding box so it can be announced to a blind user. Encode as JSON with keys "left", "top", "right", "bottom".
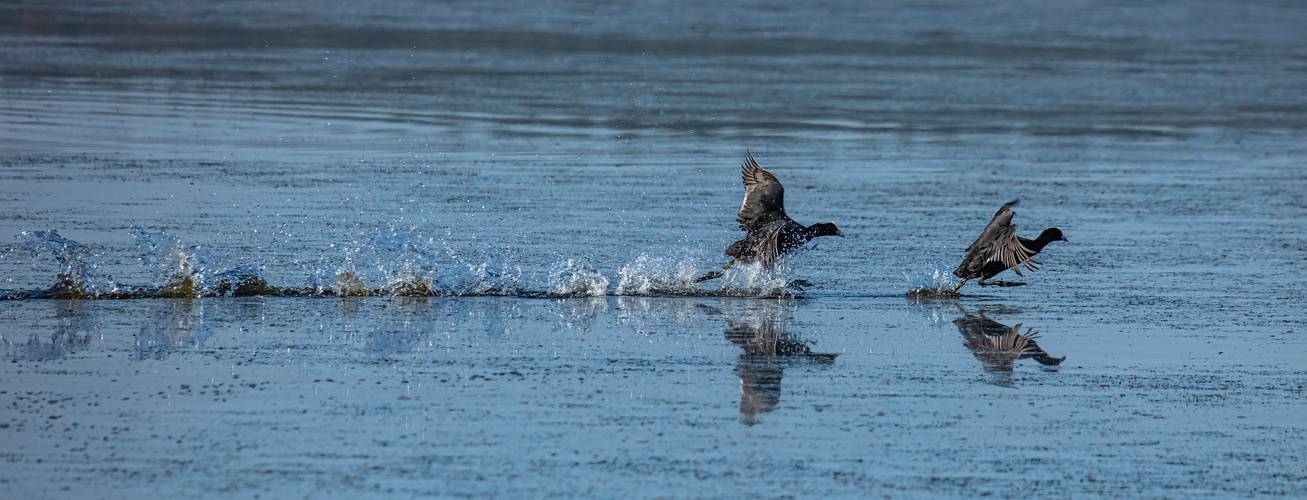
{"left": 706, "top": 300, "right": 837, "bottom": 426}
{"left": 952, "top": 307, "right": 1065, "bottom": 388}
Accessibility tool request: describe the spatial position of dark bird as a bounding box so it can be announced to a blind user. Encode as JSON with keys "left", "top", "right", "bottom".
{"left": 952, "top": 200, "right": 1065, "bottom": 291}
{"left": 696, "top": 152, "right": 843, "bottom": 282}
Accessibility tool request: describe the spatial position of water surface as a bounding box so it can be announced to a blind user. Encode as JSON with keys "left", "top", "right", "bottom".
{"left": 1, "top": 0, "right": 1305, "bottom": 497}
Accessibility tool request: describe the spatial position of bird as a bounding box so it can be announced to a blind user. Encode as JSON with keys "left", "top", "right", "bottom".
{"left": 952, "top": 200, "right": 1065, "bottom": 291}
{"left": 696, "top": 152, "right": 843, "bottom": 282}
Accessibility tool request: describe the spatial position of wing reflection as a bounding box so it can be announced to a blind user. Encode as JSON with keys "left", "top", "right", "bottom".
{"left": 953, "top": 308, "right": 1064, "bottom": 387}
{"left": 721, "top": 302, "right": 836, "bottom": 426}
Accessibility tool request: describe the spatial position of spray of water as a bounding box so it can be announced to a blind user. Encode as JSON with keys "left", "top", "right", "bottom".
{"left": 547, "top": 258, "right": 609, "bottom": 297}
{"left": 133, "top": 228, "right": 277, "bottom": 297}
{"left": 20, "top": 230, "right": 120, "bottom": 298}
{"left": 5, "top": 229, "right": 820, "bottom": 299}
{"left": 904, "top": 261, "right": 962, "bottom": 298}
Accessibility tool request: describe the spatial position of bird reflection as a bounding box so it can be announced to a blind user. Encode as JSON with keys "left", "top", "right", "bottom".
{"left": 720, "top": 302, "right": 836, "bottom": 426}
{"left": 953, "top": 308, "right": 1064, "bottom": 388}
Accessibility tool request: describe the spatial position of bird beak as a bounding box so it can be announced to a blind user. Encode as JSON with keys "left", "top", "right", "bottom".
{"left": 836, "top": 230, "right": 845, "bottom": 237}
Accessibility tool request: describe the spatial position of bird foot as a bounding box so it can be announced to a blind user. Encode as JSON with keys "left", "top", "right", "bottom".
{"left": 693, "top": 270, "right": 725, "bottom": 283}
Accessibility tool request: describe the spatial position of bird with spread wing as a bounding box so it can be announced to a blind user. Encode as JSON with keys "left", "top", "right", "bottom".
{"left": 696, "top": 152, "right": 843, "bottom": 282}
{"left": 952, "top": 200, "right": 1065, "bottom": 291}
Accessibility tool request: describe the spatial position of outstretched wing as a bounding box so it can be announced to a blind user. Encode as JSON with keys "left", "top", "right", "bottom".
{"left": 736, "top": 152, "right": 787, "bottom": 231}
{"left": 974, "top": 207, "right": 1041, "bottom": 276}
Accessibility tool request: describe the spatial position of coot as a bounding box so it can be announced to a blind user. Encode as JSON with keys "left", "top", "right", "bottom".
{"left": 697, "top": 152, "right": 842, "bottom": 282}
{"left": 953, "top": 200, "right": 1065, "bottom": 290}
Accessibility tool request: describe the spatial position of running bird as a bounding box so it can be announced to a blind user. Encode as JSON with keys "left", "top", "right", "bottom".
{"left": 952, "top": 200, "right": 1065, "bottom": 291}
{"left": 696, "top": 152, "right": 843, "bottom": 282}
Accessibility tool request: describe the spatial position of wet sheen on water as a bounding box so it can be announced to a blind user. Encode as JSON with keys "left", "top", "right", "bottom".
{"left": 1, "top": 0, "right": 1305, "bottom": 497}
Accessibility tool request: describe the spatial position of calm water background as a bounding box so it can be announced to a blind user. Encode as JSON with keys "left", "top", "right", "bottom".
{"left": 1, "top": 0, "right": 1305, "bottom": 497}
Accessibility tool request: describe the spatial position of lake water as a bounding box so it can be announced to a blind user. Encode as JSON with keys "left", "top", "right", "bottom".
{"left": 1, "top": 0, "right": 1305, "bottom": 497}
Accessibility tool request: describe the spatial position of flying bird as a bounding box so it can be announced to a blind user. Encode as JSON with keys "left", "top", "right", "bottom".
{"left": 952, "top": 200, "right": 1065, "bottom": 291}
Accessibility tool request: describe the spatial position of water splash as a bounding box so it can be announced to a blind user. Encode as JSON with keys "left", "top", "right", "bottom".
{"left": 904, "top": 263, "right": 962, "bottom": 299}
{"left": 547, "top": 258, "right": 609, "bottom": 297}
{"left": 613, "top": 251, "right": 799, "bottom": 298}
{"left": 711, "top": 261, "right": 793, "bottom": 298}
{"left": 444, "top": 246, "right": 524, "bottom": 296}
{"left": 134, "top": 228, "right": 216, "bottom": 296}
{"left": 5, "top": 229, "right": 811, "bottom": 299}
{"left": 20, "top": 230, "right": 120, "bottom": 298}
{"left": 305, "top": 226, "right": 533, "bottom": 297}
{"left": 319, "top": 226, "right": 440, "bottom": 296}
{"left": 329, "top": 270, "right": 371, "bottom": 297}
{"left": 614, "top": 253, "right": 704, "bottom": 295}
{"left": 133, "top": 229, "right": 278, "bottom": 297}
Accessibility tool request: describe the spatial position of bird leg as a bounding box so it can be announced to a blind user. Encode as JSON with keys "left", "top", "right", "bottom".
{"left": 693, "top": 259, "right": 739, "bottom": 283}
{"left": 952, "top": 278, "right": 968, "bottom": 292}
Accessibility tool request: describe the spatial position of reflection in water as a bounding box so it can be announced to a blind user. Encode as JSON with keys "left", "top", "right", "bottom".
{"left": 615, "top": 296, "right": 704, "bottom": 336}
{"left": 365, "top": 297, "right": 437, "bottom": 355}
{"left": 719, "top": 301, "right": 837, "bottom": 426}
{"left": 135, "top": 299, "right": 215, "bottom": 361}
{"left": 10, "top": 301, "right": 98, "bottom": 361}
{"left": 547, "top": 297, "right": 608, "bottom": 336}
{"left": 953, "top": 308, "right": 1064, "bottom": 388}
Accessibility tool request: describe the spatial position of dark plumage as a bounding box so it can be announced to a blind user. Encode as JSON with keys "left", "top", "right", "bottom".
{"left": 723, "top": 152, "right": 843, "bottom": 270}
{"left": 952, "top": 201, "right": 1065, "bottom": 290}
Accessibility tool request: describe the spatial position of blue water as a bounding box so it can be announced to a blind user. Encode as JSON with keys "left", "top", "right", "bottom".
{"left": 1, "top": 0, "right": 1305, "bottom": 497}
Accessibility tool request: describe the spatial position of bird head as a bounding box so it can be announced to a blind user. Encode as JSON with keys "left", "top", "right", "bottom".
{"left": 810, "top": 222, "right": 843, "bottom": 238}
{"left": 1041, "top": 227, "right": 1067, "bottom": 243}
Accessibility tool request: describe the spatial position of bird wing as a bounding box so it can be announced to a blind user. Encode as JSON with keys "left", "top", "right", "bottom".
{"left": 736, "top": 152, "right": 787, "bottom": 231}
{"left": 964, "top": 204, "right": 1015, "bottom": 254}
{"left": 978, "top": 219, "right": 1041, "bottom": 277}
{"left": 746, "top": 220, "right": 787, "bottom": 269}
